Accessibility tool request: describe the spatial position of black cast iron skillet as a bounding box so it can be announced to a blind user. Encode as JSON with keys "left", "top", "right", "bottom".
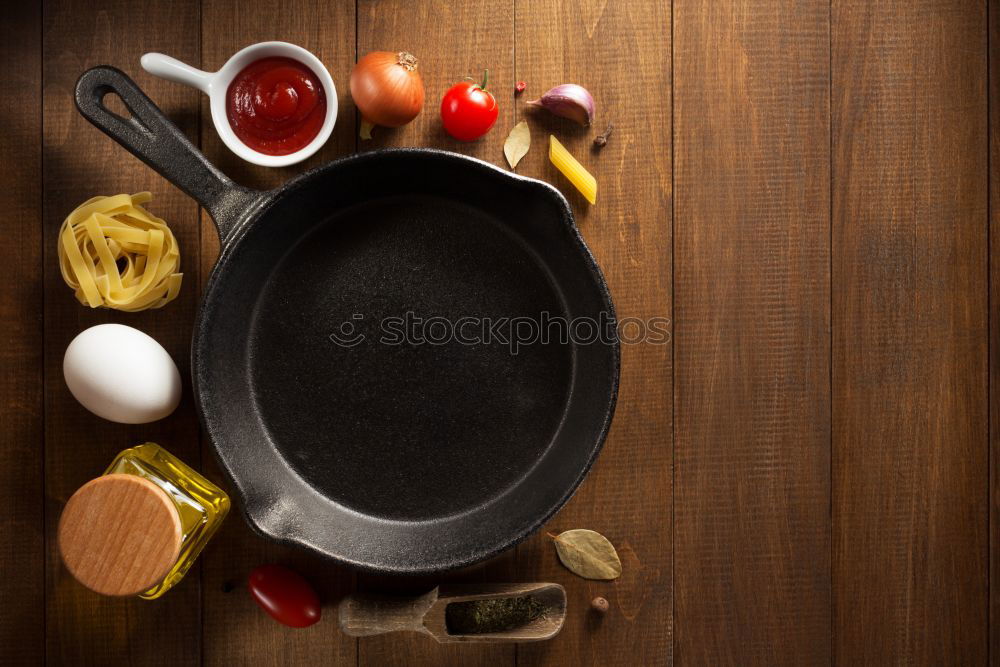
{"left": 75, "top": 66, "right": 619, "bottom": 574}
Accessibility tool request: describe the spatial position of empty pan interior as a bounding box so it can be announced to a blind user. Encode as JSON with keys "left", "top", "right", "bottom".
{"left": 195, "top": 151, "right": 618, "bottom": 572}
{"left": 249, "top": 194, "right": 572, "bottom": 521}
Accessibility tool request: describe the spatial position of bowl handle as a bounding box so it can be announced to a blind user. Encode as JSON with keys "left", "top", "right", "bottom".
{"left": 140, "top": 53, "right": 214, "bottom": 94}
{"left": 74, "top": 66, "right": 260, "bottom": 242}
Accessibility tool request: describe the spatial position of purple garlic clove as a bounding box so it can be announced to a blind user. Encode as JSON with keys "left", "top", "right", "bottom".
{"left": 527, "top": 84, "right": 595, "bottom": 126}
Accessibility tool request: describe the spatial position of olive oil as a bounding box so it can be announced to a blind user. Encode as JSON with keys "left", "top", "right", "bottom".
{"left": 103, "top": 443, "right": 229, "bottom": 598}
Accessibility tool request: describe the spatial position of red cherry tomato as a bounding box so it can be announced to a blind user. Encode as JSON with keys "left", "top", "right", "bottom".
{"left": 248, "top": 564, "right": 321, "bottom": 628}
{"left": 440, "top": 70, "right": 499, "bottom": 141}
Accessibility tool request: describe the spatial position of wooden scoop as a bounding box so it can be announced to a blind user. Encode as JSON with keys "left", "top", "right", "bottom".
{"left": 338, "top": 582, "right": 566, "bottom": 643}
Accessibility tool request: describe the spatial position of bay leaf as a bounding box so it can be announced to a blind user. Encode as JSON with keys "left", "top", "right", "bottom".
{"left": 503, "top": 121, "right": 531, "bottom": 169}
{"left": 550, "top": 529, "right": 622, "bottom": 580}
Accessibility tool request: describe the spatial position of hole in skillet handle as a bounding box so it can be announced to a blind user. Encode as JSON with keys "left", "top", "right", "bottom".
{"left": 75, "top": 66, "right": 188, "bottom": 169}
{"left": 88, "top": 85, "right": 153, "bottom": 140}
{"left": 100, "top": 91, "right": 135, "bottom": 124}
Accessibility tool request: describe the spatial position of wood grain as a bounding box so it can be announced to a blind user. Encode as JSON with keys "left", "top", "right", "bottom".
{"left": 992, "top": 0, "right": 1000, "bottom": 658}
{"left": 832, "top": 1, "right": 988, "bottom": 663}
{"left": 58, "top": 475, "right": 183, "bottom": 597}
{"left": 357, "top": 0, "right": 514, "bottom": 160}
{"left": 514, "top": 1, "right": 673, "bottom": 665}
{"left": 354, "top": 2, "right": 517, "bottom": 665}
{"left": 42, "top": 0, "right": 204, "bottom": 663}
{"left": 0, "top": 1, "right": 43, "bottom": 664}
{"left": 673, "top": 0, "right": 831, "bottom": 663}
{"left": 197, "top": 1, "right": 358, "bottom": 665}
{"left": 4, "top": 0, "right": 994, "bottom": 662}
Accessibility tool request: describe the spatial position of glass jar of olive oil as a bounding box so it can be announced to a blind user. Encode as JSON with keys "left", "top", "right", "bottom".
{"left": 58, "top": 443, "right": 229, "bottom": 599}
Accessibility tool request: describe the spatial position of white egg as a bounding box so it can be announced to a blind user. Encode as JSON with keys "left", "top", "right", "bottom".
{"left": 63, "top": 324, "right": 182, "bottom": 424}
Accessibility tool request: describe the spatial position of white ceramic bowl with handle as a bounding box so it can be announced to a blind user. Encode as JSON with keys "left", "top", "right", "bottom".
{"left": 141, "top": 42, "right": 337, "bottom": 167}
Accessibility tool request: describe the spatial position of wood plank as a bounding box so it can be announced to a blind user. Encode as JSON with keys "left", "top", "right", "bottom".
{"left": 42, "top": 0, "right": 203, "bottom": 663}
{"left": 0, "top": 2, "right": 44, "bottom": 665}
{"left": 832, "top": 1, "right": 988, "bottom": 662}
{"left": 354, "top": 1, "right": 517, "bottom": 665}
{"left": 992, "top": 0, "right": 1000, "bottom": 658}
{"left": 197, "top": 2, "right": 358, "bottom": 664}
{"left": 672, "top": 0, "right": 831, "bottom": 663}
{"left": 357, "top": 0, "right": 514, "bottom": 160}
{"left": 514, "top": 1, "right": 672, "bottom": 665}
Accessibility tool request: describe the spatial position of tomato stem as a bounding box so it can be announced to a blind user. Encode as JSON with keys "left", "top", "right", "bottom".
{"left": 480, "top": 68, "right": 489, "bottom": 91}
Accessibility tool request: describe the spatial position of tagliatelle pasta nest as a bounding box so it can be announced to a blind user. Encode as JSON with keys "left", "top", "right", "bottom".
{"left": 58, "top": 193, "right": 183, "bottom": 312}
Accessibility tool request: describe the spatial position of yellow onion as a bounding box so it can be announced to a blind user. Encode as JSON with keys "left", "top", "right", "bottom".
{"left": 350, "top": 51, "right": 425, "bottom": 129}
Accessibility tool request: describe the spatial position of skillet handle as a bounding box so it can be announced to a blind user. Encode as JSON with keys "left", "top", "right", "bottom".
{"left": 75, "top": 66, "right": 259, "bottom": 242}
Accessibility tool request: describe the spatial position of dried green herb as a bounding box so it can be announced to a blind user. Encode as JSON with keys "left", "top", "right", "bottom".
{"left": 549, "top": 529, "right": 622, "bottom": 580}
{"left": 445, "top": 595, "right": 547, "bottom": 635}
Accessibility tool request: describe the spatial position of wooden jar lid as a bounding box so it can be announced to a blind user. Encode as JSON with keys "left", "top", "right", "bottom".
{"left": 58, "top": 474, "right": 182, "bottom": 596}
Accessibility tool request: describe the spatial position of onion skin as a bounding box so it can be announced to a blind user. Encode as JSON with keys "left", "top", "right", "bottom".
{"left": 350, "top": 51, "right": 425, "bottom": 127}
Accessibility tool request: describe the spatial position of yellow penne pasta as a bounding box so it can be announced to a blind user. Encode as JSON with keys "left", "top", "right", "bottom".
{"left": 549, "top": 135, "right": 597, "bottom": 204}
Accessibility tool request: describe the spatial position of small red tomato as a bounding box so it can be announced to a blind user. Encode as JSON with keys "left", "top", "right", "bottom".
{"left": 441, "top": 69, "right": 499, "bottom": 141}
{"left": 248, "top": 564, "right": 321, "bottom": 628}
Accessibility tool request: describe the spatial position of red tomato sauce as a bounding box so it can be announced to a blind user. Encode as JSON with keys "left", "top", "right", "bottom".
{"left": 226, "top": 57, "right": 326, "bottom": 156}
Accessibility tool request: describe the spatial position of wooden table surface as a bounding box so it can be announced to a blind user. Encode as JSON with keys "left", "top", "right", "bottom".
{"left": 1, "top": 0, "right": 996, "bottom": 664}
